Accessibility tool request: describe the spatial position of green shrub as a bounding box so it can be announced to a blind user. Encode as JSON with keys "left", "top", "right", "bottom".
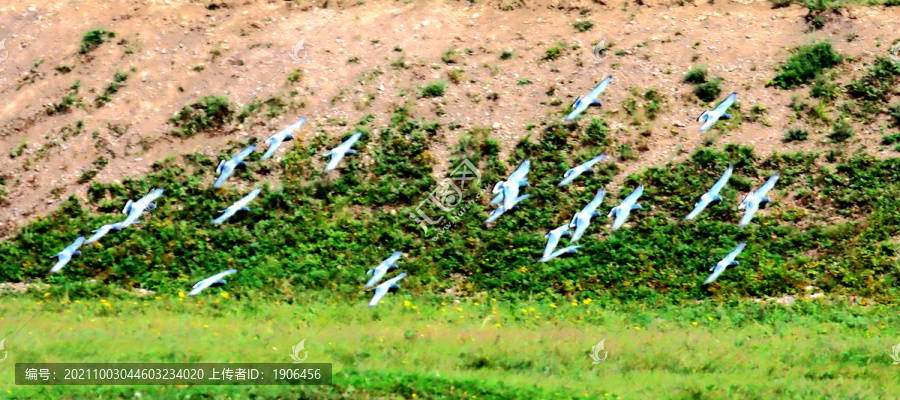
{"left": 419, "top": 81, "right": 446, "bottom": 98}
{"left": 573, "top": 21, "right": 594, "bottom": 32}
{"left": 829, "top": 118, "right": 853, "bottom": 142}
{"left": 846, "top": 56, "right": 900, "bottom": 102}
{"left": 287, "top": 69, "right": 303, "bottom": 83}
{"left": 683, "top": 65, "right": 708, "bottom": 84}
{"left": 811, "top": 75, "right": 839, "bottom": 100}
{"left": 882, "top": 132, "right": 900, "bottom": 145}
{"left": 889, "top": 103, "right": 900, "bottom": 128}
{"left": 169, "top": 95, "right": 235, "bottom": 137}
{"left": 80, "top": 29, "right": 115, "bottom": 54}
{"left": 783, "top": 127, "right": 808, "bottom": 142}
{"left": 769, "top": 41, "right": 842, "bottom": 89}
{"left": 747, "top": 104, "right": 768, "bottom": 122}
{"left": 694, "top": 78, "right": 723, "bottom": 102}
{"left": 543, "top": 42, "right": 566, "bottom": 61}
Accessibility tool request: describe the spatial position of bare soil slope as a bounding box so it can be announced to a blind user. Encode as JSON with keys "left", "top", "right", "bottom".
{"left": 0, "top": 0, "right": 898, "bottom": 236}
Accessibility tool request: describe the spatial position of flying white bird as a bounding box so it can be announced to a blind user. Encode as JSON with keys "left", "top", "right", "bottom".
{"left": 485, "top": 194, "right": 531, "bottom": 224}
{"left": 565, "top": 76, "right": 612, "bottom": 121}
{"left": 323, "top": 131, "right": 362, "bottom": 172}
{"left": 609, "top": 185, "right": 644, "bottom": 231}
{"left": 84, "top": 222, "right": 123, "bottom": 245}
{"left": 685, "top": 164, "right": 733, "bottom": 220}
{"left": 188, "top": 269, "right": 238, "bottom": 296}
{"left": 539, "top": 224, "right": 581, "bottom": 263}
{"left": 558, "top": 154, "right": 607, "bottom": 187}
{"left": 697, "top": 92, "right": 737, "bottom": 132}
{"left": 490, "top": 159, "right": 531, "bottom": 211}
{"left": 260, "top": 117, "right": 305, "bottom": 160}
{"left": 541, "top": 245, "right": 582, "bottom": 262}
{"left": 368, "top": 272, "right": 407, "bottom": 308}
{"left": 704, "top": 242, "right": 746, "bottom": 284}
{"left": 569, "top": 189, "right": 606, "bottom": 242}
{"left": 214, "top": 145, "right": 256, "bottom": 188}
{"left": 738, "top": 173, "right": 779, "bottom": 228}
{"left": 365, "top": 251, "right": 402, "bottom": 289}
{"left": 120, "top": 188, "right": 165, "bottom": 228}
{"left": 541, "top": 224, "right": 572, "bottom": 261}
{"left": 49, "top": 236, "right": 85, "bottom": 273}
{"left": 212, "top": 187, "right": 262, "bottom": 225}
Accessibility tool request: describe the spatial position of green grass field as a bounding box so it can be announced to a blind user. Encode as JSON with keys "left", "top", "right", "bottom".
{"left": 1, "top": 293, "right": 898, "bottom": 399}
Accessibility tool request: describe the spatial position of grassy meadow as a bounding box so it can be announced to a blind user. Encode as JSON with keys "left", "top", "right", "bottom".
{"left": 3, "top": 16, "right": 900, "bottom": 400}
{"left": 1, "top": 293, "right": 899, "bottom": 399}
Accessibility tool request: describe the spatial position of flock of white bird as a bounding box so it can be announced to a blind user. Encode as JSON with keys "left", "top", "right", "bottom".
{"left": 46, "top": 75, "right": 778, "bottom": 307}
{"left": 484, "top": 77, "right": 780, "bottom": 285}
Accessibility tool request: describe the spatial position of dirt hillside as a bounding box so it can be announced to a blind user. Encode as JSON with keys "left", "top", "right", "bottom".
{"left": 0, "top": 0, "right": 898, "bottom": 236}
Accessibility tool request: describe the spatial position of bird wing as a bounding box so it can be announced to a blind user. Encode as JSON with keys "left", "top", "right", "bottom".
{"left": 386, "top": 272, "right": 408, "bottom": 285}
{"left": 738, "top": 206, "right": 756, "bottom": 228}
{"left": 211, "top": 269, "right": 238, "bottom": 282}
{"left": 484, "top": 207, "right": 506, "bottom": 224}
{"left": 697, "top": 111, "right": 709, "bottom": 123}
{"left": 187, "top": 279, "right": 212, "bottom": 296}
{"left": 684, "top": 200, "right": 708, "bottom": 220}
{"left": 715, "top": 92, "right": 737, "bottom": 113}
{"left": 501, "top": 183, "right": 519, "bottom": 210}
{"left": 488, "top": 191, "right": 504, "bottom": 205}
{"left": 509, "top": 159, "right": 530, "bottom": 181}
{"left": 65, "top": 236, "right": 86, "bottom": 253}
{"left": 213, "top": 167, "right": 233, "bottom": 188}
{"left": 542, "top": 231, "right": 562, "bottom": 258}
{"left": 49, "top": 258, "right": 68, "bottom": 274}
{"left": 624, "top": 185, "right": 644, "bottom": 204}
{"left": 212, "top": 208, "right": 235, "bottom": 224}
{"left": 324, "top": 152, "right": 343, "bottom": 172}
{"left": 756, "top": 173, "right": 780, "bottom": 196}
{"left": 583, "top": 154, "right": 608, "bottom": 169}
{"left": 589, "top": 75, "right": 612, "bottom": 97}
{"left": 510, "top": 194, "right": 530, "bottom": 208}
{"left": 384, "top": 251, "right": 403, "bottom": 266}
{"left": 709, "top": 164, "right": 733, "bottom": 194}
{"left": 84, "top": 228, "right": 109, "bottom": 244}
{"left": 241, "top": 187, "right": 263, "bottom": 204}
{"left": 546, "top": 245, "right": 582, "bottom": 261}
{"left": 259, "top": 139, "right": 281, "bottom": 160}
{"left": 584, "top": 189, "right": 606, "bottom": 213}
{"left": 726, "top": 242, "right": 747, "bottom": 261}
{"left": 145, "top": 188, "right": 165, "bottom": 202}
{"left": 233, "top": 145, "right": 256, "bottom": 161}
{"left": 569, "top": 217, "right": 588, "bottom": 242}
{"left": 704, "top": 264, "right": 726, "bottom": 284}
{"left": 281, "top": 117, "right": 307, "bottom": 136}
{"left": 342, "top": 131, "right": 363, "bottom": 148}
{"left": 364, "top": 269, "right": 387, "bottom": 289}
{"left": 612, "top": 208, "right": 630, "bottom": 230}
{"left": 558, "top": 170, "right": 578, "bottom": 187}
{"left": 368, "top": 285, "right": 388, "bottom": 307}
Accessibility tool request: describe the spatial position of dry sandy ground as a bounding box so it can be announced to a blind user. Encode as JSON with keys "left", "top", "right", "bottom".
{"left": 0, "top": 0, "right": 898, "bottom": 236}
